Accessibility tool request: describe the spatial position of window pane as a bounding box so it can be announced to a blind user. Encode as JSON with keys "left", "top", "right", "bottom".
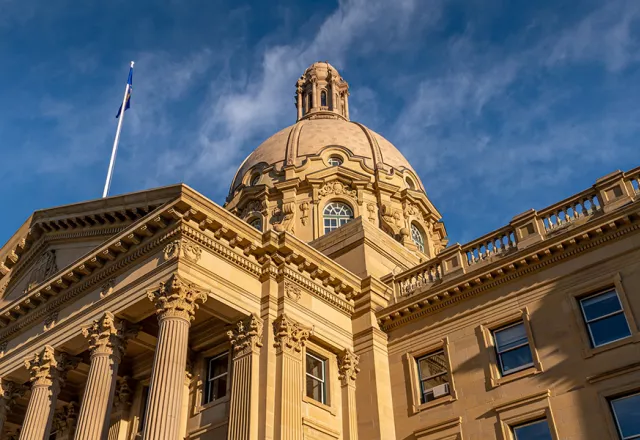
{"left": 211, "top": 376, "right": 227, "bottom": 401}
{"left": 306, "top": 354, "right": 324, "bottom": 380}
{"left": 306, "top": 376, "right": 324, "bottom": 402}
{"left": 495, "top": 323, "right": 528, "bottom": 352}
{"left": 499, "top": 345, "right": 533, "bottom": 374}
{"left": 581, "top": 290, "right": 623, "bottom": 321}
{"left": 418, "top": 352, "right": 447, "bottom": 379}
{"left": 513, "top": 419, "right": 553, "bottom": 440}
{"left": 209, "top": 354, "right": 229, "bottom": 380}
{"left": 589, "top": 313, "right": 631, "bottom": 347}
{"left": 612, "top": 393, "right": 640, "bottom": 438}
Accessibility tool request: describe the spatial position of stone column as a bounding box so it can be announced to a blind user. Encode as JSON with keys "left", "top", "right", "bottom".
{"left": 0, "top": 380, "right": 27, "bottom": 434}
{"left": 344, "top": 92, "right": 350, "bottom": 120}
{"left": 273, "top": 314, "right": 311, "bottom": 440}
{"left": 107, "top": 377, "right": 133, "bottom": 440}
{"left": 296, "top": 83, "right": 303, "bottom": 120}
{"left": 227, "top": 313, "right": 263, "bottom": 440}
{"left": 20, "top": 346, "right": 79, "bottom": 440}
{"left": 74, "top": 312, "right": 138, "bottom": 440}
{"left": 52, "top": 402, "right": 79, "bottom": 440}
{"left": 311, "top": 78, "right": 318, "bottom": 111}
{"left": 141, "top": 274, "right": 208, "bottom": 440}
{"left": 338, "top": 349, "right": 360, "bottom": 440}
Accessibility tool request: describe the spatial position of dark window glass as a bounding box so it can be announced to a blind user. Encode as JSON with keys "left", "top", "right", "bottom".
{"left": 580, "top": 290, "right": 631, "bottom": 347}
{"left": 512, "top": 419, "right": 553, "bottom": 440}
{"left": 250, "top": 217, "right": 262, "bottom": 231}
{"left": 611, "top": 392, "right": 640, "bottom": 439}
{"left": 321, "top": 90, "right": 327, "bottom": 107}
{"left": 416, "top": 350, "right": 449, "bottom": 403}
{"left": 204, "top": 352, "right": 229, "bottom": 404}
{"left": 138, "top": 385, "right": 150, "bottom": 434}
{"left": 493, "top": 322, "right": 533, "bottom": 375}
{"left": 306, "top": 352, "right": 326, "bottom": 404}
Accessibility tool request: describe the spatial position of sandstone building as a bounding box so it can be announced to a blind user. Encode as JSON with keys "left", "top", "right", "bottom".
{"left": 0, "top": 62, "right": 639, "bottom": 440}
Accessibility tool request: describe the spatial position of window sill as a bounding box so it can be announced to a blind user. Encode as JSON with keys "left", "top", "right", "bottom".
{"left": 491, "top": 366, "right": 541, "bottom": 387}
{"left": 195, "top": 395, "right": 229, "bottom": 414}
{"left": 303, "top": 395, "right": 336, "bottom": 415}
{"left": 413, "top": 394, "right": 455, "bottom": 414}
{"left": 582, "top": 333, "right": 640, "bottom": 359}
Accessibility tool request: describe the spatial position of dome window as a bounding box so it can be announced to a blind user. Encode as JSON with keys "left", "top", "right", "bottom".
{"left": 328, "top": 156, "right": 343, "bottom": 167}
{"left": 249, "top": 217, "right": 262, "bottom": 231}
{"left": 406, "top": 177, "right": 416, "bottom": 190}
{"left": 321, "top": 90, "right": 328, "bottom": 107}
{"left": 323, "top": 202, "right": 354, "bottom": 234}
{"left": 306, "top": 93, "right": 313, "bottom": 112}
{"left": 411, "top": 223, "right": 425, "bottom": 252}
{"left": 250, "top": 174, "right": 260, "bottom": 186}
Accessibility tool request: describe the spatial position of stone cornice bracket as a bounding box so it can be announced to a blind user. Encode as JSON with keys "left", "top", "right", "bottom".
{"left": 24, "top": 345, "right": 79, "bottom": 388}
{"left": 338, "top": 349, "right": 360, "bottom": 387}
{"left": 81, "top": 312, "right": 139, "bottom": 361}
{"left": 147, "top": 273, "right": 209, "bottom": 323}
{"left": 0, "top": 380, "right": 28, "bottom": 410}
{"left": 227, "top": 313, "right": 264, "bottom": 358}
{"left": 273, "top": 314, "right": 312, "bottom": 355}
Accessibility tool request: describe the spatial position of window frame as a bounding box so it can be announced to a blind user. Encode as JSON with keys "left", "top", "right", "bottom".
{"left": 302, "top": 343, "right": 336, "bottom": 414}
{"left": 493, "top": 321, "right": 535, "bottom": 376}
{"left": 305, "top": 351, "right": 327, "bottom": 405}
{"left": 327, "top": 156, "right": 343, "bottom": 167}
{"left": 494, "top": 390, "right": 559, "bottom": 440}
{"left": 416, "top": 349, "right": 450, "bottom": 404}
{"left": 411, "top": 223, "right": 425, "bottom": 252}
{"left": 511, "top": 418, "right": 554, "bottom": 440}
{"left": 320, "top": 90, "right": 328, "bottom": 107}
{"left": 610, "top": 391, "right": 640, "bottom": 440}
{"left": 579, "top": 288, "right": 632, "bottom": 348}
{"left": 203, "top": 351, "right": 230, "bottom": 406}
{"left": 249, "top": 217, "right": 262, "bottom": 232}
{"left": 323, "top": 201, "right": 354, "bottom": 235}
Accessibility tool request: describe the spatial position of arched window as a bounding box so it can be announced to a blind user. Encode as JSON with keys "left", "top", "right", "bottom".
{"left": 323, "top": 202, "right": 354, "bottom": 234}
{"left": 321, "top": 90, "right": 327, "bottom": 107}
{"left": 328, "top": 156, "right": 343, "bottom": 167}
{"left": 405, "top": 177, "right": 416, "bottom": 190}
{"left": 249, "top": 217, "right": 262, "bottom": 231}
{"left": 411, "top": 223, "right": 425, "bottom": 252}
{"left": 250, "top": 173, "right": 260, "bottom": 186}
{"left": 306, "top": 93, "right": 313, "bottom": 111}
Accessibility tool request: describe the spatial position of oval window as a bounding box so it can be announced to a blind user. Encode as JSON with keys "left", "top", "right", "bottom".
{"left": 328, "top": 156, "right": 343, "bottom": 167}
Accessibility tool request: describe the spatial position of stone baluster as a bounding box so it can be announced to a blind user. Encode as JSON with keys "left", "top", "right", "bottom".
{"left": 338, "top": 349, "right": 360, "bottom": 440}
{"left": 0, "top": 380, "right": 27, "bottom": 434}
{"left": 226, "top": 313, "right": 263, "bottom": 440}
{"left": 141, "top": 274, "right": 208, "bottom": 440}
{"left": 74, "top": 312, "right": 138, "bottom": 440}
{"left": 273, "top": 314, "right": 311, "bottom": 440}
{"left": 107, "top": 377, "right": 134, "bottom": 440}
{"left": 52, "top": 402, "right": 79, "bottom": 440}
{"left": 20, "top": 346, "right": 79, "bottom": 440}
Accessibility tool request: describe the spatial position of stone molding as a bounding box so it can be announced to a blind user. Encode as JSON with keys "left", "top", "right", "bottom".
{"left": 273, "top": 314, "right": 312, "bottom": 355}
{"left": 227, "top": 313, "right": 264, "bottom": 358}
{"left": 338, "top": 349, "right": 360, "bottom": 387}
{"left": 24, "top": 345, "right": 79, "bottom": 387}
{"left": 163, "top": 238, "right": 202, "bottom": 263}
{"left": 82, "top": 312, "right": 138, "bottom": 361}
{"left": 147, "top": 274, "right": 209, "bottom": 322}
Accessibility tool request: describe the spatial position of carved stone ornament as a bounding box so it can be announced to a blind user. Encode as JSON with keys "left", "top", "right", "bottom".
{"left": 273, "top": 314, "right": 312, "bottom": 355}
{"left": 82, "top": 312, "right": 138, "bottom": 360}
{"left": 227, "top": 313, "right": 264, "bottom": 358}
{"left": 24, "top": 250, "right": 58, "bottom": 292}
{"left": 43, "top": 311, "right": 59, "bottom": 331}
{"left": 272, "top": 202, "right": 296, "bottom": 234}
{"left": 113, "top": 376, "right": 133, "bottom": 412}
{"left": 284, "top": 281, "right": 301, "bottom": 301}
{"left": 52, "top": 401, "right": 78, "bottom": 434}
{"left": 299, "top": 201, "right": 310, "bottom": 226}
{"left": 366, "top": 203, "right": 376, "bottom": 223}
{"left": 0, "top": 341, "right": 7, "bottom": 357}
{"left": 24, "top": 345, "right": 79, "bottom": 387}
{"left": 403, "top": 202, "right": 424, "bottom": 222}
{"left": 240, "top": 199, "right": 267, "bottom": 219}
{"left": 338, "top": 349, "right": 360, "bottom": 386}
{"left": 147, "top": 274, "right": 209, "bottom": 322}
{"left": 163, "top": 239, "right": 203, "bottom": 263}
{"left": 319, "top": 181, "right": 356, "bottom": 199}
{"left": 380, "top": 203, "right": 404, "bottom": 239}
{"left": 100, "top": 277, "right": 116, "bottom": 298}
{"left": 0, "top": 380, "right": 28, "bottom": 411}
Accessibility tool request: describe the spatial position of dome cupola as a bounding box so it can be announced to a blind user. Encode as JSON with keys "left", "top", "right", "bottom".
{"left": 295, "top": 62, "right": 350, "bottom": 121}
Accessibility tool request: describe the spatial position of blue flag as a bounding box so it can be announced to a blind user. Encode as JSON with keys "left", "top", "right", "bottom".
{"left": 115, "top": 66, "right": 133, "bottom": 118}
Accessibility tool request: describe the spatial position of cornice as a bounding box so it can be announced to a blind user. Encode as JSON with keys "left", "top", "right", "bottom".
{"left": 282, "top": 266, "right": 354, "bottom": 315}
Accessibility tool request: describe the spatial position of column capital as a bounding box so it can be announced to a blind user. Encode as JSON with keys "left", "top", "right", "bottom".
{"left": 51, "top": 401, "right": 78, "bottom": 436}
{"left": 24, "top": 345, "right": 79, "bottom": 388}
{"left": 273, "top": 314, "right": 311, "bottom": 355}
{"left": 227, "top": 313, "right": 263, "bottom": 358}
{"left": 0, "top": 379, "right": 27, "bottom": 409}
{"left": 82, "top": 312, "right": 139, "bottom": 361}
{"left": 338, "top": 349, "right": 360, "bottom": 387}
{"left": 113, "top": 376, "right": 133, "bottom": 413}
{"left": 147, "top": 274, "right": 208, "bottom": 322}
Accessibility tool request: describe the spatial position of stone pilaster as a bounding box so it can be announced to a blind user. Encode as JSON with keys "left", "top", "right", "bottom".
{"left": 52, "top": 402, "right": 79, "bottom": 440}
{"left": 141, "top": 274, "right": 208, "bottom": 440}
{"left": 273, "top": 314, "right": 311, "bottom": 440}
{"left": 0, "top": 380, "right": 27, "bottom": 435}
{"left": 107, "top": 377, "right": 133, "bottom": 440}
{"left": 227, "top": 313, "right": 263, "bottom": 440}
{"left": 338, "top": 349, "right": 360, "bottom": 440}
{"left": 20, "top": 346, "right": 79, "bottom": 440}
{"left": 74, "top": 312, "right": 138, "bottom": 440}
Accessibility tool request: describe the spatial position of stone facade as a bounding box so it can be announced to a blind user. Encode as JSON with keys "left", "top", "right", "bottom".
{"left": 0, "top": 63, "right": 639, "bottom": 440}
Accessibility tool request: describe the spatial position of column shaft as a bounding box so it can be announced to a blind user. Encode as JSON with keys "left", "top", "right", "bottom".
{"left": 341, "top": 383, "right": 358, "bottom": 440}
{"left": 228, "top": 352, "right": 258, "bottom": 439}
{"left": 74, "top": 354, "right": 119, "bottom": 440}
{"left": 141, "top": 317, "right": 190, "bottom": 440}
{"left": 20, "top": 383, "right": 59, "bottom": 440}
{"left": 276, "top": 353, "right": 303, "bottom": 440}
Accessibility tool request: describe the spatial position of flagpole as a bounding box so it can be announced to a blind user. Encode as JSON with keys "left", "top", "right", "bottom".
{"left": 103, "top": 61, "right": 134, "bottom": 198}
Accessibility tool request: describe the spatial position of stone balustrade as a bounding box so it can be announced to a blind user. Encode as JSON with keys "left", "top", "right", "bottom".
{"left": 538, "top": 188, "right": 601, "bottom": 233}
{"left": 463, "top": 225, "right": 517, "bottom": 266}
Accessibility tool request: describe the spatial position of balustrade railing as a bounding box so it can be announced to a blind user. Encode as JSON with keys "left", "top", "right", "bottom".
{"left": 462, "top": 226, "right": 517, "bottom": 267}
{"left": 395, "top": 260, "right": 443, "bottom": 297}
{"left": 628, "top": 168, "right": 640, "bottom": 195}
{"left": 539, "top": 189, "right": 601, "bottom": 233}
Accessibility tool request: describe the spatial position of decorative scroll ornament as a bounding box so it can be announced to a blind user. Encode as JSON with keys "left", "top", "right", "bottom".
{"left": 100, "top": 277, "right": 116, "bottom": 298}
{"left": 52, "top": 401, "right": 78, "bottom": 434}
{"left": 24, "top": 345, "right": 79, "bottom": 387}
{"left": 272, "top": 202, "right": 296, "bottom": 234}
{"left": 338, "top": 349, "right": 360, "bottom": 386}
{"left": 366, "top": 203, "right": 376, "bottom": 223}
{"left": 299, "top": 201, "right": 310, "bottom": 226}
{"left": 113, "top": 376, "right": 133, "bottom": 412}
{"left": 227, "top": 313, "right": 264, "bottom": 357}
{"left": 284, "top": 281, "right": 301, "bottom": 301}
{"left": 403, "top": 202, "right": 424, "bottom": 222}
{"left": 163, "top": 239, "right": 202, "bottom": 263}
{"left": 43, "top": 311, "right": 59, "bottom": 331}
{"left": 0, "top": 380, "right": 28, "bottom": 411}
{"left": 82, "top": 312, "right": 138, "bottom": 360}
{"left": 319, "top": 181, "right": 356, "bottom": 199}
{"left": 380, "top": 203, "right": 404, "bottom": 240}
{"left": 240, "top": 200, "right": 267, "bottom": 220}
{"left": 273, "top": 314, "right": 312, "bottom": 355}
{"left": 25, "top": 250, "right": 58, "bottom": 292}
{"left": 147, "top": 274, "right": 209, "bottom": 322}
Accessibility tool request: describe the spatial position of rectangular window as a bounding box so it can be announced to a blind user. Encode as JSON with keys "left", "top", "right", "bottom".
{"left": 416, "top": 350, "right": 450, "bottom": 403}
{"left": 493, "top": 322, "right": 534, "bottom": 376}
{"left": 204, "top": 351, "right": 229, "bottom": 404}
{"left": 610, "top": 392, "right": 640, "bottom": 439}
{"left": 580, "top": 289, "right": 631, "bottom": 347}
{"left": 306, "top": 352, "right": 327, "bottom": 404}
{"left": 512, "top": 419, "right": 553, "bottom": 440}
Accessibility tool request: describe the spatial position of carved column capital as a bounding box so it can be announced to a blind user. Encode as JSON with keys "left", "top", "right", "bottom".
{"left": 82, "top": 312, "right": 138, "bottom": 361}
{"left": 338, "top": 349, "right": 360, "bottom": 387}
{"left": 147, "top": 274, "right": 209, "bottom": 322}
{"left": 0, "top": 380, "right": 27, "bottom": 409}
{"left": 273, "top": 314, "right": 311, "bottom": 355}
{"left": 24, "top": 345, "right": 79, "bottom": 388}
{"left": 51, "top": 401, "right": 78, "bottom": 435}
{"left": 113, "top": 376, "right": 133, "bottom": 413}
{"left": 227, "top": 314, "right": 263, "bottom": 358}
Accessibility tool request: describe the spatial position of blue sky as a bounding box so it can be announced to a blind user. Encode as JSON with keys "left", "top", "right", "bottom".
{"left": 1, "top": 0, "right": 639, "bottom": 247}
